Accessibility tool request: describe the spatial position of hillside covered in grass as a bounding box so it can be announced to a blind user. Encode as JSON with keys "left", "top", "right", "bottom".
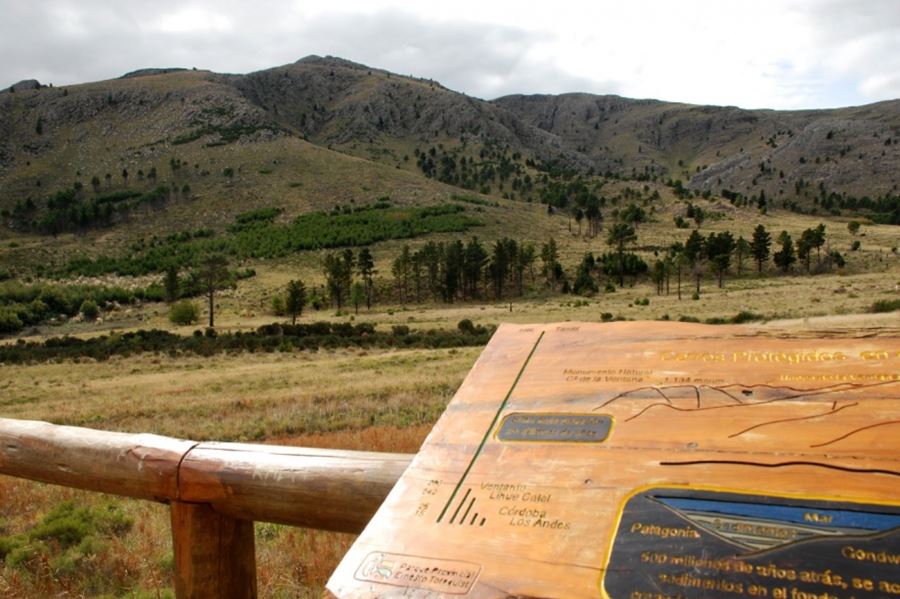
{"left": 0, "top": 56, "right": 897, "bottom": 341}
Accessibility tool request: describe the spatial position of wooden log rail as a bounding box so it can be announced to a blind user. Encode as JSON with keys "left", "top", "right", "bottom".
{"left": 0, "top": 417, "right": 413, "bottom": 598}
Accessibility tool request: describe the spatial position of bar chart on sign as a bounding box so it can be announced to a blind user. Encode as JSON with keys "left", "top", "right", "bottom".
{"left": 327, "top": 322, "right": 900, "bottom": 598}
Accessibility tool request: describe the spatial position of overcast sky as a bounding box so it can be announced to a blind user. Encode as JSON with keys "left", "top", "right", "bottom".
{"left": 2, "top": 0, "right": 898, "bottom": 109}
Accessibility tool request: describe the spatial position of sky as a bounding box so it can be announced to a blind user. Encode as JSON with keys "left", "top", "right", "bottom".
{"left": 1, "top": 0, "right": 898, "bottom": 110}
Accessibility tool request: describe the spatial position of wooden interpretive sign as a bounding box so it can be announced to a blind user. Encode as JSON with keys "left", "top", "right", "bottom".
{"left": 328, "top": 322, "right": 900, "bottom": 598}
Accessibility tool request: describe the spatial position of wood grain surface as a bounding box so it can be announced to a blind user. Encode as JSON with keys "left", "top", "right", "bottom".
{"left": 328, "top": 321, "right": 900, "bottom": 598}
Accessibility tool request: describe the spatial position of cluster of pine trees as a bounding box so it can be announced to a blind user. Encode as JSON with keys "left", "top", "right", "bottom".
{"left": 645, "top": 223, "right": 842, "bottom": 299}
{"left": 320, "top": 248, "right": 377, "bottom": 313}
{"left": 388, "top": 238, "right": 545, "bottom": 304}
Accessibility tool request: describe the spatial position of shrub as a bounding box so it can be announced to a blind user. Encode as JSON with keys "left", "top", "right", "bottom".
{"left": 0, "top": 322, "right": 497, "bottom": 363}
{"left": 0, "top": 309, "right": 24, "bottom": 333}
{"left": 731, "top": 311, "right": 764, "bottom": 323}
{"left": 168, "top": 300, "right": 199, "bottom": 325}
{"left": 0, "top": 500, "right": 132, "bottom": 578}
{"left": 850, "top": 240, "right": 861, "bottom": 251}
{"left": 457, "top": 319, "right": 475, "bottom": 334}
{"left": 871, "top": 299, "right": 900, "bottom": 313}
{"left": 271, "top": 294, "right": 286, "bottom": 316}
{"left": 830, "top": 250, "right": 846, "bottom": 268}
{"left": 79, "top": 299, "right": 99, "bottom": 321}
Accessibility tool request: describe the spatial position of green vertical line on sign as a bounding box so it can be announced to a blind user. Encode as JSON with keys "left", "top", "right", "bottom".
{"left": 437, "top": 331, "right": 545, "bottom": 522}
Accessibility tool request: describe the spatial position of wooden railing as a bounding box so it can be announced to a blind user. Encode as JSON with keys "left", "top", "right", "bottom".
{"left": 0, "top": 417, "right": 413, "bottom": 598}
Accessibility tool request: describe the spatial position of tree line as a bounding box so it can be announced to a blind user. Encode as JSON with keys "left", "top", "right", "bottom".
{"left": 308, "top": 237, "right": 562, "bottom": 312}
{"left": 303, "top": 220, "right": 842, "bottom": 314}
{"left": 645, "top": 223, "right": 842, "bottom": 300}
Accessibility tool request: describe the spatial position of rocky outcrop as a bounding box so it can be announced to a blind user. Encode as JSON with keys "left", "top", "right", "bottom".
{"left": 2, "top": 79, "right": 42, "bottom": 93}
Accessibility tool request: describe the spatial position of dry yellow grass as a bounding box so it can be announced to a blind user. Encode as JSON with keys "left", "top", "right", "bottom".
{"left": 4, "top": 309, "right": 900, "bottom": 595}
{"left": 0, "top": 346, "right": 479, "bottom": 439}
{"left": 0, "top": 422, "right": 433, "bottom": 598}
{"left": 1, "top": 184, "right": 898, "bottom": 596}
{"left": 0, "top": 346, "right": 474, "bottom": 597}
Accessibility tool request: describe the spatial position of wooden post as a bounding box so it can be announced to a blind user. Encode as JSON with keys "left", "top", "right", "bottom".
{"left": 171, "top": 501, "right": 257, "bottom": 599}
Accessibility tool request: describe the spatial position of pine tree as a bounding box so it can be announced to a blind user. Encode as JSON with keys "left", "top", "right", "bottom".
{"left": 735, "top": 236, "right": 751, "bottom": 276}
{"left": 285, "top": 279, "right": 307, "bottom": 324}
{"left": 463, "top": 237, "right": 487, "bottom": 299}
{"left": 706, "top": 231, "right": 735, "bottom": 288}
{"left": 357, "top": 248, "right": 376, "bottom": 309}
{"left": 164, "top": 266, "right": 179, "bottom": 303}
{"left": 606, "top": 223, "right": 637, "bottom": 287}
{"left": 750, "top": 224, "right": 772, "bottom": 273}
{"left": 812, "top": 223, "right": 826, "bottom": 265}
{"left": 798, "top": 228, "right": 818, "bottom": 273}
{"left": 773, "top": 231, "right": 796, "bottom": 273}
{"left": 324, "top": 250, "right": 354, "bottom": 310}
{"left": 198, "top": 253, "right": 229, "bottom": 328}
{"left": 540, "top": 238, "right": 561, "bottom": 289}
{"left": 391, "top": 245, "right": 411, "bottom": 303}
{"left": 350, "top": 282, "right": 365, "bottom": 315}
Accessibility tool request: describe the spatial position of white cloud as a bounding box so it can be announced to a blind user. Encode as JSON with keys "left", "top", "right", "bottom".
{"left": 154, "top": 7, "right": 234, "bottom": 34}
{"left": 0, "top": 0, "right": 897, "bottom": 108}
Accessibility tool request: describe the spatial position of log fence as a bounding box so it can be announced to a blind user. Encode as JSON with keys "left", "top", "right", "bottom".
{"left": 0, "top": 417, "right": 413, "bottom": 598}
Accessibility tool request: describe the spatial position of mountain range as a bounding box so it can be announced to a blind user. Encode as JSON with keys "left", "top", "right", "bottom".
{"left": 1, "top": 55, "right": 898, "bottom": 229}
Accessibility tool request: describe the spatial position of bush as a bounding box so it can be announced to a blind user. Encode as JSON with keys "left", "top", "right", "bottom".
{"left": 0, "top": 322, "right": 498, "bottom": 364}
{"left": 731, "top": 311, "right": 764, "bottom": 324}
{"left": 871, "top": 299, "right": 900, "bottom": 313}
{"left": 168, "top": 300, "right": 199, "bottom": 325}
{"left": 0, "top": 500, "right": 132, "bottom": 579}
{"left": 0, "top": 309, "right": 24, "bottom": 333}
{"left": 457, "top": 319, "right": 475, "bottom": 334}
{"left": 850, "top": 240, "right": 861, "bottom": 251}
{"left": 79, "top": 299, "right": 99, "bottom": 321}
{"left": 271, "top": 294, "right": 286, "bottom": 316}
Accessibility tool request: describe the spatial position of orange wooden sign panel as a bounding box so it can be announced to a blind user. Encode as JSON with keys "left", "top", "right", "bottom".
{"left": 328, "top": 322, "right": 900, "bottom": 598}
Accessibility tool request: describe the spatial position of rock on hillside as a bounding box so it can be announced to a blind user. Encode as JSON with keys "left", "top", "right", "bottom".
{"left": 228, "top": 56, "right": 586, "bottom": 166}
{"left": 495, "top": 93, "right": 900, "bottom": 198}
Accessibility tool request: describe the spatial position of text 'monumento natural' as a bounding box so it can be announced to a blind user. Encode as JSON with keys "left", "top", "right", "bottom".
{"left": 328, "top": 322, "right": 900, "bottom": 598}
